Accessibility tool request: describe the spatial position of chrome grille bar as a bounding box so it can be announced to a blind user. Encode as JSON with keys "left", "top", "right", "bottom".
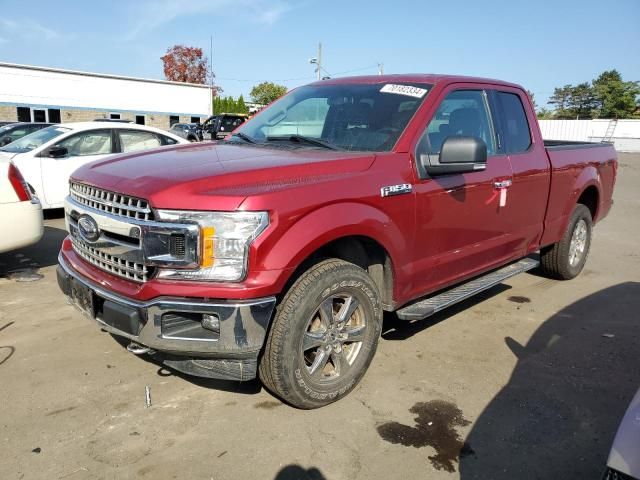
{"left": 70, "top": 182, "right": 153, "bottom": 221}
{"left": 71, "top": 236, "right": 153, "bottom": 283}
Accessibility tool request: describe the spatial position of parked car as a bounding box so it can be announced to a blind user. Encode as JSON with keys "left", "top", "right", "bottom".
{"left": 0, "top": 122, "right": 53, "bottom": 147}
{"left": 170, "top": 123, "right": 201, "bottom": 142}
{"left": 0, "top": 122, "right": 187, "bottom": 209}
{"left": 0, "top": 121, "right": 16, "bottom": 127}
{"left": 0, "top": 159, "right": 43, "bottom": 253}
{"left": 201, "top": 113, "right": 248, "bottom": 140}
{"left": 604, "top": 387, "right": 640, "bottom": 479}
{"left": 56, "top": 74, "right": 617, "bottom": 409}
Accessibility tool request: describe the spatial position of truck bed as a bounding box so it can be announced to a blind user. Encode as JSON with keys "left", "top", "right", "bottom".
{"left": 544, "top": 139, "right": 612, "bottom": 150}
{"left": 540, "top": 141, "right": 617, "bottom": 247}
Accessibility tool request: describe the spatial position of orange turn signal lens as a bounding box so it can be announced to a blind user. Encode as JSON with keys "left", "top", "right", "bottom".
{"left": 201, "top": 227, "right": 215, "bottom": 267}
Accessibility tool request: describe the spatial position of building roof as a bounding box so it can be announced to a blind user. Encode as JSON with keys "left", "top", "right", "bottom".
{"left": 0, "top": 61, "right": 211, "bottom": 89}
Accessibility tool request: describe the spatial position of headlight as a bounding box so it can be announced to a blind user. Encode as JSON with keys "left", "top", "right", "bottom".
{"left": 155, "top": 210, "right": 269, "bottom": 282}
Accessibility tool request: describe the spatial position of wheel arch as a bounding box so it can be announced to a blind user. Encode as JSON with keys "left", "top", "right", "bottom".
{"left": 282, "top": 235, "right": 396, "bottom": 311}
{"left": 260, "top": 203, "right": 407, "bottom": 311}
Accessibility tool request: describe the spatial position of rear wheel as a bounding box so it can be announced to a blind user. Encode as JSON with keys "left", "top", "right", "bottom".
{"left": 540, "top": 204, "right": 593, "bottom": 280}
{"left": 259, "top": 259, "right": 382, "bottom": 409}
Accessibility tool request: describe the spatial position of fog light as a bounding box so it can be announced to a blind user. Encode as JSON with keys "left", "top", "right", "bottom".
{"left": 202, "top": 313, "right": 220, "bottom": 333}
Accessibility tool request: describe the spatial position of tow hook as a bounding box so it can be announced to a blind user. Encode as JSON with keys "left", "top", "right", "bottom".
{"left": 127, "top": 342, "right": 155, "bottom": 355}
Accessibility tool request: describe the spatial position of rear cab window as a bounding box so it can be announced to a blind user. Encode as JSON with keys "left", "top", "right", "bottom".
{"left": 495, "top": 92, "right": 532, "bottom": 154}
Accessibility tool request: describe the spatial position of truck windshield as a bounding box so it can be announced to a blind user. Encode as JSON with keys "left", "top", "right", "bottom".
{"left": 0, "top": 126, "right": 70, "bottom": 153}
{"left": 234, "top": 82, "right": 431, "bottom": 152}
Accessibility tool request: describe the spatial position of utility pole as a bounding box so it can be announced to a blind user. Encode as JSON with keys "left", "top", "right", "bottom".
{"left": 309, "top": 42, "right": 323, "bottom": 80}
{"left": 378, "top": 63, "right": 384, "bottom": 75}
{"left": 209, "top": 35, "right": 214, "bottom": 116}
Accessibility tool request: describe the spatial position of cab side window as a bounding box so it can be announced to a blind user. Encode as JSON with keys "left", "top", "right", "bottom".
{"left": 425, "top": 90, "right": 496, "bottom": 155}
{"left": 56, "top": 130, "right": 113, "bottom": 157}
{"left": 497, "top": 92, "right": 532, "bottom": 153}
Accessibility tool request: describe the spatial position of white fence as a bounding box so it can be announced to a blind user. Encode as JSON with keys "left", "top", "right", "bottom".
{"left": 538, "top": 119, "right": 640, "bottom": 152}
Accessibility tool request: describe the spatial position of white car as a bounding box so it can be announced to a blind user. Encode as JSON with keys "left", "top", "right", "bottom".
{"left": 0, "top": 158, "right": 43, "bottom": 253}
{"left": 0, "top": 122, "right": 188, "bottom": 209}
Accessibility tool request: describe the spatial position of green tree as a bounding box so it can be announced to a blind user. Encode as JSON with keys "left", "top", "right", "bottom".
{"left": 237, "top": 94, "right": 248, "bottom": 114}
{"left": 548, "top": 85, "right": 574, "bottom": 118}
{"left": 536, "top": 107, "right": 554, "bottom": 120}
{"left": 250, "top": 81, "right": 288, "bottom": 105}
{"left": 566, "top": 82, "right": 597, "bottom": 119}
{"left": 592, "top": 69, "right": 640, "bottom": 118}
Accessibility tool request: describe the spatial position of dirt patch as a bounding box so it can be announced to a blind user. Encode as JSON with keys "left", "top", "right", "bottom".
{"left": 508, "top": 296, "right": 531, "bottom": 304}
{"left": 254, "top": 400, "right": 282, "bottom": 410}
{"left": 377, "top": 400, "right": 471, "bottom": 472}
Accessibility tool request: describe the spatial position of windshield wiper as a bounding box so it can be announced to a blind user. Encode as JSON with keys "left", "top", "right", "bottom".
{"left": 266, "top": 135, "right": 340, "bottom": 150}
{"left": 230, "top": 132, "right": 256, "bottom": 144}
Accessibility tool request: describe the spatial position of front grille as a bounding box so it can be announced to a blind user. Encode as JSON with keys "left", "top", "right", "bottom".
{"left": 70, "top": 182, "right": 153, "bottom": 221}
{"left": 71, "top": 237, "right": 154, "bottom": 283}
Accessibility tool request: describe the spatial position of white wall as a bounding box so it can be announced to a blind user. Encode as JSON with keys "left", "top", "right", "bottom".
{"left": 539, "top": 119, "right": 640, "bottom": 152}
{"left": 0, "top": 63, "right": 212, "bottom": 116}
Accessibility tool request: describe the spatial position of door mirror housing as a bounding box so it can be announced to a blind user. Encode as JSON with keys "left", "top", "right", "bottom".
{"left": 47, "top": 146, "right": 69, "bottom": 158}
{"left": 418, "top": 136, "right": 487, "bottom": 177}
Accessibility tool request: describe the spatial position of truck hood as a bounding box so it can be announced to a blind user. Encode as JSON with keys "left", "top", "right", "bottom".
{"left": 71, "top": 142, "right": 375, "bottom": 211}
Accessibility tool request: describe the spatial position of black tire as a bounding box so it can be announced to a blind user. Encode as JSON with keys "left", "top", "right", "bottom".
{"left": 540, "top": 204, "right": 593, "bottom": 280}
{"left": 259, "top": 259, "right": 383, "bottom": 409}
{"left": 187, "top": 136, "right": 198, "bottom": 142}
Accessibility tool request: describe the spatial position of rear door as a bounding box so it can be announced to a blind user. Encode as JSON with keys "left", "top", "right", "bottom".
{"left": 40, "top": 129, "right": 115, "bottom": 207}
{"left": 116, "top": 129, "right": 163, "bottom": 153}
{"left": 411, "top": 85, "right": 517, "bottom": 295}
{"left": 490, "top": 88, "right": 551, "bottom": 255}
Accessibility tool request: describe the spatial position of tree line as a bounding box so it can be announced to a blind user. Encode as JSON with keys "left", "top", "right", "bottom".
{"left": 213, "top": 95, "right": 248, "bottom": 114}
{"left": 537, "top": 70, "right": 640, "bottom": 120}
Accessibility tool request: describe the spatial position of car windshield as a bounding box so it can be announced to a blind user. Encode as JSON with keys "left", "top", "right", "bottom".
{"left": 234, "top": 82, "right": 431, "bottom": 152}
{"left": 0, "top": 126, "right": 70, "bottom": 153}
{"left": 0, "top": 124, "right": 14, "bottom": 134}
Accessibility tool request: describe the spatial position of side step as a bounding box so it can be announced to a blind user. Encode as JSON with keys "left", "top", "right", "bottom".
{"left": 396, "top": 258, "right": 540, "bottom": 321}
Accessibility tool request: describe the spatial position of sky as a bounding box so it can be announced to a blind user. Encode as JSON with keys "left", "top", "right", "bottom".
{"left": 0, "top": 0, "right": 638, "bottom": 106}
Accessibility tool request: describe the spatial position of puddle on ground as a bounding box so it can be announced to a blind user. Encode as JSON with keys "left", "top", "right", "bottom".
{"left": 508, "top": 295, "right": 531, "bottom": 304}
{"left": 377, "top": 400, "right": 471, "bottom": 472}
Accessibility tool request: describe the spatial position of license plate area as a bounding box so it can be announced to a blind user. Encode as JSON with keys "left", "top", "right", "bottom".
{"left": 70, "top": 279, "right": 95, "bottom": 318}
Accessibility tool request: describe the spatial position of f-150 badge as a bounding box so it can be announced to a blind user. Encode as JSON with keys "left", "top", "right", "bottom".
{"left": 381, "top": 184, "right": 412, "bottom": 197}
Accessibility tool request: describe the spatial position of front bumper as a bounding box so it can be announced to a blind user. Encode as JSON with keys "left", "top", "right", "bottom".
{"left": 57, "top": 255, "right": 275, "bottom": 381}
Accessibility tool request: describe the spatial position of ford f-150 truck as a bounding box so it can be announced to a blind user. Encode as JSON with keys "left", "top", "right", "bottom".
{"left": 56, "top": 74, "right": 617, "bottom": 409}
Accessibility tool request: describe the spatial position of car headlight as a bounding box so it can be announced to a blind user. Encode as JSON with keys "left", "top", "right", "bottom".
{"left": 155, "top": 210, "right": 269, "bottom": 282}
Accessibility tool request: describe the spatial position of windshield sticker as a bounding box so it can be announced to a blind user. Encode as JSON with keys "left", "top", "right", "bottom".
{"left": 380, "top": 84, "right": 428, "bottom": 98}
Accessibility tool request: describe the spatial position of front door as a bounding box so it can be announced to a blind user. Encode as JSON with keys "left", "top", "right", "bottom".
{"left": 410, "top": 87, "right": 517, "bottom": 298}
{"left": 40, "top": 129, "right": 114, "bottom": 207}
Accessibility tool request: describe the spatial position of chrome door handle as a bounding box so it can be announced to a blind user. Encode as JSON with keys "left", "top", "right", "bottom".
{"left": 494, "top": 179, "right": 513, "bottom": 189}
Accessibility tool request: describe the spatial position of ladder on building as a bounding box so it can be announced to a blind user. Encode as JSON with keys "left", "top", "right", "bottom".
{"left": 602, "top": 119, "right": 618, "bottom": 143}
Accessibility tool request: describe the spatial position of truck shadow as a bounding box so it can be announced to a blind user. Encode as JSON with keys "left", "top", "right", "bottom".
{"left": 0, "top": 225, "right": 67, "bottom": 276}
{"left": 459, "top": 282, "right": 640, "bottom": 479}
{"left": 108, "top": 333, "right": 262, "bottom": 395}
{"left": 381, "top": 284, "right": 512, "bottom": 341}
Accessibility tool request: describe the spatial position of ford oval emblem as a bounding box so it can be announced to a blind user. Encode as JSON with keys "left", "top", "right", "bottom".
{"left": 77, "top": 214, "right": 100, "bottom": 243}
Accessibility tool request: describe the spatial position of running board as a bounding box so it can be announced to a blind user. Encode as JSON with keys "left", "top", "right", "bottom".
{"left": 396, "top": 258, "right": 540, "bottom": 321}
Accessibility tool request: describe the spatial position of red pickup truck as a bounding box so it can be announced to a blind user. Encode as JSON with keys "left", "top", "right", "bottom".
{"left": 57, "top": 74, "right": 617, "bottom": 408}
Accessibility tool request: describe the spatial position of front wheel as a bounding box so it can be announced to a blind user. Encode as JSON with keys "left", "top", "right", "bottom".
{"left": 259, "top": 259, "right": 382, "bottom": 409}
{"left": 540, "top": 204, "right": 593, "bottom": 280}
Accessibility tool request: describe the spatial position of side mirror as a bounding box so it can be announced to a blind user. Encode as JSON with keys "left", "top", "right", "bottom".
{"left": 47, "top": 146, "right": 69, "bottom": 158}
{"left": 418, "top": 136, "right": 487, "bottom": 177}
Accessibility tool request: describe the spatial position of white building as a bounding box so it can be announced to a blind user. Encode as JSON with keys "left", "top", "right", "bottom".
{"left": 0, "top": 62, "right": 213, "bottom": 130}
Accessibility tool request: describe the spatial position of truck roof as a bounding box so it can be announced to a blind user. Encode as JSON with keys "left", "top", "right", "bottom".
{"left": 310, "top": 73, "right": 524, "bottom": 91}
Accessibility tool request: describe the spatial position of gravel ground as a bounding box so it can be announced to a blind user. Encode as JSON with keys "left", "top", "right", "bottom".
{"left": 1, "top": 153, "right": 638, "bottom": 480}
